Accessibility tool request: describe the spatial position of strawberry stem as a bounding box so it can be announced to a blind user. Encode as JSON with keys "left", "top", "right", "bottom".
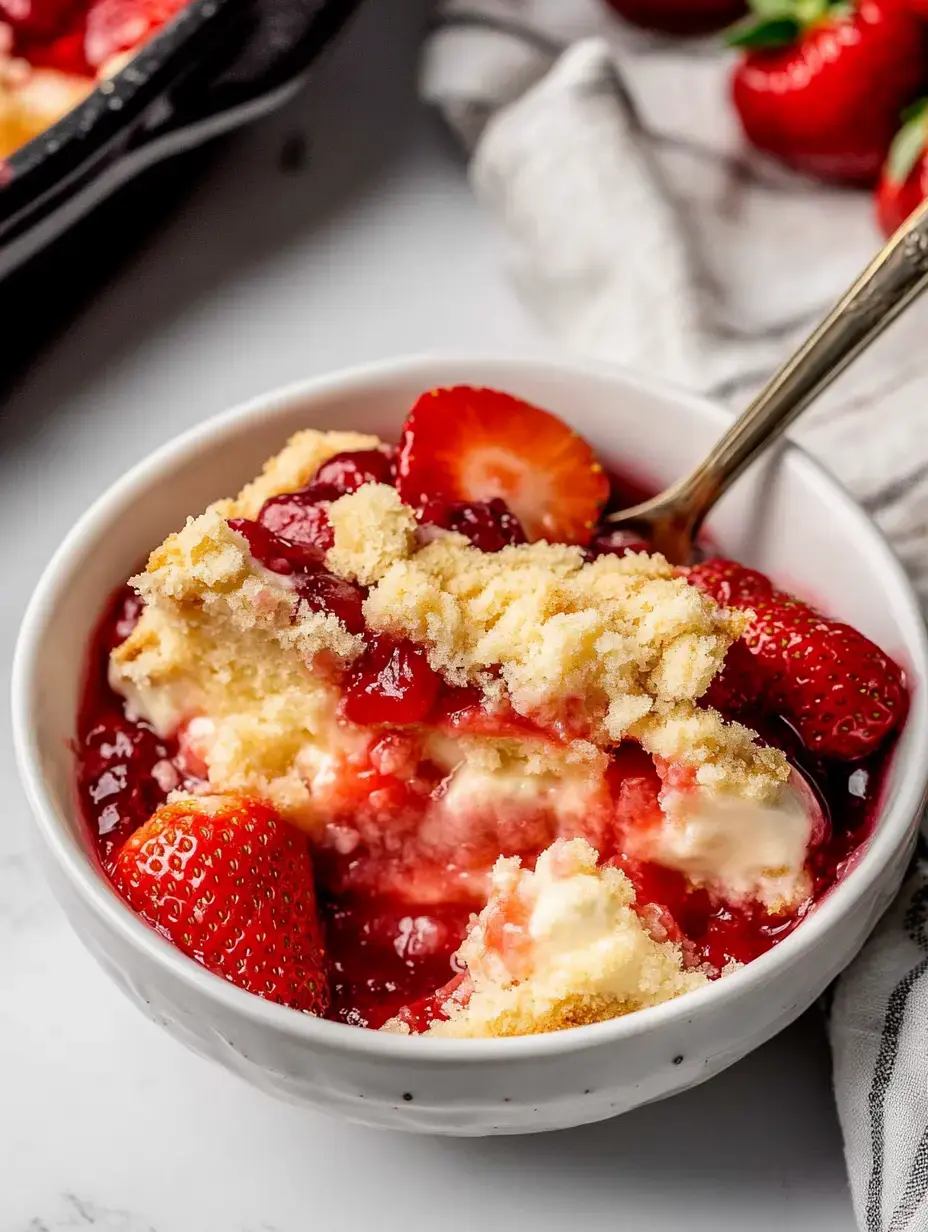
{"left": 727, "top": 0, "right": 850, "bottom": 48}
{"left": 886, "top": 100, "right": 928, "bottom": 187}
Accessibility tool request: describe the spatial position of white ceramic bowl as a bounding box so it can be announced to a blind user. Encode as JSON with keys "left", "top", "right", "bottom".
{"left": 13, "top": 354, "right": 928, "bottom": 1137}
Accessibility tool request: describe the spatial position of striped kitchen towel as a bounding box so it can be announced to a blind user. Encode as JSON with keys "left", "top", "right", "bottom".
{"left": 421, "top": 5, "right": 928, "bottom": 1230}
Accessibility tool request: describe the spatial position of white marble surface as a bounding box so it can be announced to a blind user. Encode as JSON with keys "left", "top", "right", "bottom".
{"left": 7, "top": 0, "right": 925, "bottom": 1227}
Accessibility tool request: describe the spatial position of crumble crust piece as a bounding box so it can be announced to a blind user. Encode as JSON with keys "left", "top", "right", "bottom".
{"left": 109, "top": 435, "right": 790, "bottom": 824}
{"left": 349, "top": 487, "right": 788, "bottom": 801}
{"left": 326, "top": 483, "right": 418, "bottom": 585}
{"left": 393, "top": 839, "right": 708, "bottom": 1038}
{"left": 216, "top": 429, "right": 382, "bottom": 520}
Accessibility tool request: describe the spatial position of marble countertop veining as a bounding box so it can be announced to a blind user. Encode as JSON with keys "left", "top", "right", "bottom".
{"left": 2, "top": 1, "right": 922, "bottom": 1228}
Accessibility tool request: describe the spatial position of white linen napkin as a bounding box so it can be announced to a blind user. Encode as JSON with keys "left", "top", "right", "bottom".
{"left": 421, "top": 6, "right": 928, "bottom": 1228}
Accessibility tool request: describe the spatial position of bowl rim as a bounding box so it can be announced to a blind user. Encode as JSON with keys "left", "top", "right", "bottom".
{"left": 13, "top": 350, "right": 928, "bottom": 1062}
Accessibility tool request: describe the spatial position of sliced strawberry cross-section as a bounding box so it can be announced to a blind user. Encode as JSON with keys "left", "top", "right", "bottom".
{"left": 396, "top": 386, "right": 609, "bottom": 545}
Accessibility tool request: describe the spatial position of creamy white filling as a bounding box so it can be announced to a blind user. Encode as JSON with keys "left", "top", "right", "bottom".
{"left": 437, "top": 759, "right": 596, "bottom": 820}
{"left": 628, "top": 771, "right": 819, "bottom": 911}
{"left": 526, "top": 849, "right": 641, "bottom": 979}
{"left": 440, "top": 839, "right": 707, "bottom": 1035}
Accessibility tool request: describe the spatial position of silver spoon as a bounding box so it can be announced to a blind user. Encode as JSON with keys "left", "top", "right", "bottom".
{"left": 607, "top": 198, "right": 928, "bottom": 564}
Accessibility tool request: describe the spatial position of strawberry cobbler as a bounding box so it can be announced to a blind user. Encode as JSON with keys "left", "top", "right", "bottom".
{"left": 76, "top": 387, "right": 908, "bottom": 1037}
{"left": 1, "top": 0, "right": 185, "bottom": 158}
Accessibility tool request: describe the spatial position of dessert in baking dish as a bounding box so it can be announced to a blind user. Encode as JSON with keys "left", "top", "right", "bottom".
{"left": 1, "top": 0, "right": 185, "bottom": 158}
{"left": 77, "top": 386, "right": 907, "bottom": 1037}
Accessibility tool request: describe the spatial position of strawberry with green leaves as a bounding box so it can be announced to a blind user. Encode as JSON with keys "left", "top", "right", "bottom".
{"left": 729, "top": 0, "right": 927, "bottom": 185}
{"left": 876, "top": 100, "right": 928, "bottom": 235}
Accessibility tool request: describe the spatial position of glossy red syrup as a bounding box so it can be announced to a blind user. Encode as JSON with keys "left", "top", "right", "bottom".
{"left": 75, "top": 454, "right": 897, "bottom": 1029}
{"left": 314, "top": 447, "right": 395, "bottom": 494}
{"left": 418, "top": 498, "right": 527, "bottom": 552}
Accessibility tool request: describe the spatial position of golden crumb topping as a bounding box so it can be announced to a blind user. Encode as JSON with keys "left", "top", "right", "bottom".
{"left": 397, "top": 839, "right": 707, "bottom": 1038}
{"left": 108, "top": 432, "right": 790, "bottom": 822}
{"left": 343, "top": 513, "right": 787, "bottom": 800}
{"left": 362, "top": 534, "right": 743, "bottom": 715}
{"left": 216, "top": 428, "right": 383, "bottom": 521}
{"left": 326, "top": 484, "right": 418, "bottom": 585}
{"left": 109, "top": 509, "right": 365, "bottom": 816}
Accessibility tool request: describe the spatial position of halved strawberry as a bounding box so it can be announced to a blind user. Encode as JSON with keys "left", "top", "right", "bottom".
{"left": 396, "top": 387, "right": 609, "bottom": 545}
{"left": 111, "top": 794, "right": 329, "bottom": 1015}
{"left": 685, "top": 557, "right": 908, "bottom": 760}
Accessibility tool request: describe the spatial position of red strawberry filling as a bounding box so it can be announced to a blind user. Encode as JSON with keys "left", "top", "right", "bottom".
{"left": 313, "top": 447, "right": 396, "bottom": 495}
{"left": 78, "top": 580, "right": 896, "bottom": 1026}
{"left": 418, "top": 497, "right": 527, "bottom": 552}
{"left": 76, "top": 389, "right": 909, "bottom": 1030}
{"left": 1, "top": 0, "right": 191, "bottom": 160}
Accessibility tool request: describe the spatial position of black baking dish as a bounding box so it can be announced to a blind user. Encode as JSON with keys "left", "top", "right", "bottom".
{"left": 0, "top": 0, "right": 362, "bottom": 280}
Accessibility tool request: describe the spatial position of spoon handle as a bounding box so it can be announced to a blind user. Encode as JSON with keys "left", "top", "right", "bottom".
{"left": 668, "top": 197, "right": 928, "bottom": 535}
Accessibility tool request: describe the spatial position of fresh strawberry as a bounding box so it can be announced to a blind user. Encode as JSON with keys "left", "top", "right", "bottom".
{"left": 702, "top": 639, "right": 760, "bottom": 716}
{"left": 663, "top": 564, "right": 764, "bottom": 715}
{"left": 111, "top": 794, "right": 329, "bottom": 1014}
{"left": 876, "top": 99, "right": 928, "bottom": 236}
{"left": 84, "top": 0, "right": 185, "bottom": 69}
{"left": 604, "top": 0, "right": 746, "bottom": 34}
{"left": 686, "top": 558, "right": 907, "bottom": 759}
{"left": 396, "top": 387, "right": 609, "bottom": 545}
{"left": 0, "top": 0, "right": 81, "bottom": 40}
{"left": 683, "top": 557, "right": 772, "bottom": 607}
{"left": 729, "top": 0, "right": 927, "bottom": 185}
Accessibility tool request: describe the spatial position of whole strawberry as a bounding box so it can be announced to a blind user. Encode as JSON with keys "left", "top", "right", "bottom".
{"left": 730, "top": 0, "right": 927, "bottom": 185}
{"left": 604, "top": 0, "right": 746, "bottom": 34}
{"left": 112, "top": 795, "right": 329, "bottom": 1015}
{"left": 876, "top": 100, "right": 928, "bottom": 235}
{"left": 686, "top": 558, "right": 907, "bottom": 760}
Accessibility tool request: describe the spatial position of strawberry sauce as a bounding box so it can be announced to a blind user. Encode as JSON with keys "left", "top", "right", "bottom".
{"left": 77, "top": 578, "right": 895, "bottom": 1027}
{"left": 74, "top": 429, "right": 903, "bottom": 1029}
